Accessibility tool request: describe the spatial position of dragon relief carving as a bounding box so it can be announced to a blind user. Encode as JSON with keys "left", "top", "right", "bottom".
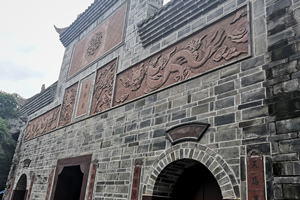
{"left": 115, "top": 7, "right": 248, "bottom": 105}
{"left": 91, "top": 61, "right": 116, "bottom": 115}
{"left": 87, "top": 32, "right": 102, "bottom": 56}
{"left": 25, "top": 106, "right": 60, "bottom": 140}
{"left": 59, "top": 83, "right": 78, "bottom": 127}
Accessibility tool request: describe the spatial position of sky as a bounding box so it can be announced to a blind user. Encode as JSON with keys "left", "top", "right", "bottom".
{"left": 0, "top": 0, "right": 170, "bottom": 99}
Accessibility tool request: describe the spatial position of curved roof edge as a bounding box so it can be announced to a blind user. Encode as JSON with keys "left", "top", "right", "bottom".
{"left": 59, "top": 0, "right": 118, "bottom": 47}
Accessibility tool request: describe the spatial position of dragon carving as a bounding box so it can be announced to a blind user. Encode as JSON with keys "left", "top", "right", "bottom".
{"left": 115, "top": 7, "right": 248, "bottom": 105}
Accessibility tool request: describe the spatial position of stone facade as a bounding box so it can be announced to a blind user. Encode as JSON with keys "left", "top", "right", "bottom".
{"left": 3, "top": 0, "right": 300, "bottom": 199}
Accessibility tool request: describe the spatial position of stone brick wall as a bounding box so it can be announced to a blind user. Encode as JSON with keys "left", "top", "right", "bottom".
{"left": 3, "top": 0, "right": 300, "bottom": 200}
{"left": 264, "top": 0, "right": 300, "bottom": 199}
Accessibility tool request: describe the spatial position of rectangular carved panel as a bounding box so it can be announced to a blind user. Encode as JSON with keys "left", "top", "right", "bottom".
{"left": 114, "top": 6, "right": 248, "bottom": 105}
{"left": 90, "top": 59, "right": 116, "bottom": 115}
{"left": 68, "top": 4, "right": 127, "bottom": 77}
{"left": 58, "top": 83, "right": 78, "bottom": 127}
{"left": 25, "top": 106, "right": 61, "bottom": 140}
{"left": 76, "top": 77, "right": 93, "bottom": 117}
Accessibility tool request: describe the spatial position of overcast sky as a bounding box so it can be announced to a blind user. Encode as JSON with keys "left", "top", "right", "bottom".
{"left": 0, "top": 0, "right": 170, "bottom": 99}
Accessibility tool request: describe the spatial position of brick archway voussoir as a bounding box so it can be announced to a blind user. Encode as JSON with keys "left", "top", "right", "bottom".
{"left": 143, "top": 142, "right": 238, "bottom": 199}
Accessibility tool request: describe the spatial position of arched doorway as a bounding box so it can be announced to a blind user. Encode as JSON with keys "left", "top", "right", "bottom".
{"left": 153, "top": 159, "right": 222, "bottom": 200}
{"left": 11, "top": 174, "right": 27, "bottom": 200}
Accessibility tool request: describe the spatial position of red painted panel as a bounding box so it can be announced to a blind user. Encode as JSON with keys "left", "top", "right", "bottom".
{"left": 45, "top": 168, "right": 55, "bottom": 200}
{"left": 26, "top": 174, "right": 35, "bottom": 200}
{"left": 8, "top": 176, "right": 15, "bottom": 200}
{"left": 131, "top": 165, "right": 142, "bottom": 200}
{"left": 247, "top": 151, "right": 265, "bottom": 200}
{"left": 248, "top": 191, "right": 265, "bottom": 200}
{"left": 87, "top": 163, "right": 97, "bottom": 200}
{"left": 247, "top": 157, "right": 263, "bottom": 173}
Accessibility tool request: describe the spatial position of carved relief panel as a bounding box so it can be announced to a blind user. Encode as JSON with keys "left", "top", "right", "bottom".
{"left": 90, "top": 59, "right": 116, "bottom": 115}
{"left": 76, "top": 77, "right": 93, "bottom": 117}
{"left": 58, "top": 83, "right": 79, "bottom": 127}
{"left": 114, "top": 6, "right": 249, "bottom": 105}
{"left": 25, "top": 106, "right": 61, "bottom": 140}
{"left": 68, "top": 4, "right": 127, "bottom": 77}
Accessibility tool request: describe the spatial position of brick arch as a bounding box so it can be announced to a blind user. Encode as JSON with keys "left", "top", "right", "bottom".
{"left": 14, "top": 172, "right": 29, "bottom": 190}
{"left": 15, "top": 174, "right": 27, "bottom": 191}
{"left": 142, "top": 142, "right": 239, "bottom": 199}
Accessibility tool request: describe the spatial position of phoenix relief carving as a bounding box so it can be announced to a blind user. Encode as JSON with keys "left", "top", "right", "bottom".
{"left": 116, "top": 8, "right": 248, "bottom": 104}
{"left": 59, "top": 84, "right": 78, "bottom": 127}
{"left": 91, "top": 62, "right": 115, "bottom": 114}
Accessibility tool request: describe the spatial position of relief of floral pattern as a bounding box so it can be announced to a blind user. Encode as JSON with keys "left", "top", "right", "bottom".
{"left": 25, "top": 106, "right": 61, "bottom": 140}
{"left": 114, "top": 6, "right": 248, "bottom": 105}
{"left": 90, "top": 60, "right": 116, "bottom": 115}
{"left": 58, "top": 83, "right": 78, "bottom": 127}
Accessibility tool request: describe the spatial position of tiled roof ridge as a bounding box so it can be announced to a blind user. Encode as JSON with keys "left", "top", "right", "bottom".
{"left": 138, "top": 0, "right": 178, "bottom": 28}
{"left": 60, "top": 0, "right": 118, "bottom": 47}
{"left": 61, "top": 0, "right": 97, "bottom": 35}
{"left": 20, "top": 82, "right": 58, "bottom": 116}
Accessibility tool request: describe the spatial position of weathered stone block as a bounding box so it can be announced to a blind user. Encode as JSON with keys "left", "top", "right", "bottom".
{"left": 215, "top": 96, "right": 234, "bottom": 110}
{"left": 241, "top": 88, "right": 265, "bottom": 103}
{"left": 241, "top": 72, "right": 264, "bottom": 87}
{"left": 215, "top": 82, "right": 235, "bottom": 95}
{"left": 215, "top": 113, "right": 235, "bottom": 126}
{"left": 242, "top": 106, "right": 267, "bottom": 120}
{"left": 243, "top": 124, "right": 268, "bottom": 138}
{"left": 191, "top": 104, "right": 209, "bottom": 115}
{"left": 279, "top": 138, "right": 300, "bottom": 153}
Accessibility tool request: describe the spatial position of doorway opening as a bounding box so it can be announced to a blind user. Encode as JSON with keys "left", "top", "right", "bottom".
{"left": 153, "top": 159, "right": 222, "bottom": 200}
{"left": 50, "top": 154, "right": 92, "bottom": 200}
{"left": 53, "top": 166, "right": 83, "bottom": 200}
{"left": 11, "top": 174, "right": 27, "bottom": 200}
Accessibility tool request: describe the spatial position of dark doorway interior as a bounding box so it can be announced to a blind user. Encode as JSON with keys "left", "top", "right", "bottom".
{"left": 11, "top": 174, "right": 27, "bottom": 200}
{"left": 171, "top": 163, "right": 222, "bottom": 200}
{"left": 53, "top": 165, "right": 83, "bottom": 200}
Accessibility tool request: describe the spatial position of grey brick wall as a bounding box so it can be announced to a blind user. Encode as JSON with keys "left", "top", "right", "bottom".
{"left": 264, "top": 0, "right": 300, "bottom": 199}
{"left": 3, "top": 0, "right": 300, "bottom": 200}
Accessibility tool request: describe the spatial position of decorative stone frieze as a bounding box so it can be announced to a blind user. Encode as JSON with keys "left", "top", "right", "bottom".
{"left": 25, "top": 106, "right": 61, "bottom": 140}
{"left": 114, "top": 6, "right": 249, "bottom": 106}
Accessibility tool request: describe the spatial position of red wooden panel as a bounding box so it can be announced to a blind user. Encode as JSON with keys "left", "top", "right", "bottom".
{"left": 131, "top": 165, "right": 142, "bottom": 200}
{"left": 26, "top": 174, "right": 35, "bottom": 200}
{"left": 45, "top": 168, "right": 55, "bottom": 200}
{"left": 247, "top": 151, "right": 265, "bottom": 200}
{"left": 87, "top": 163, "right": 97, "bottom": 200}
{"left": 8, "top": 176, "right": 15, "bottom": 200}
